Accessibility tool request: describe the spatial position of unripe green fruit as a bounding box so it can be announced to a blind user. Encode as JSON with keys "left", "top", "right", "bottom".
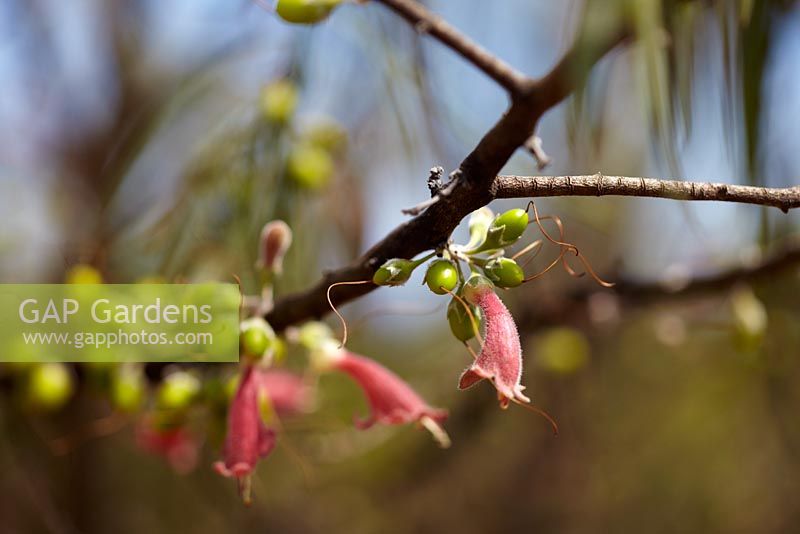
{"left": 491, "top": 208, "right": 528, "bottom": 245}
{"left": 373, "top": 258, "right": 417, "bottom": 286}
{"left": 157, "top": 372, "right": 200, "bottom": 411}
{"left": 297, "top": 321, "right": 335, "bottom": 350}
{"left": 111, "top": 364, "right": 145, "bottom": 413}
{"left": 27, "top": 363, "right": 73, "bottom": 411}
{"left": 241, "top": 325, "right": 272, "bottom": 358}
{"left": 425, "top": 260, "right": 459, "bottom": 295}
{"left": 65, "top": 264, "right": 103, "bottom": 284}
{"left": 286, "top": 144, "right": 334, "bottom": 189}
{"left": 535, "top": 327, "right": 590, "bottom": 375}
{"left": 260, "top": 80, "right": 298, "bottom": 123}
{"left": 275, "top": 0, "right": 341, "bottom": 24}
{"left": 272, "top": 337, "right": 288, "bottom": 365}
{"left": 484, "top": 257, "right": 524, "bottom": 288}
{"left": 447, "top": 297, "right": 481, "bottom": 342}
{"left": 304, "top": 119, "right": 347, "bottom": 153}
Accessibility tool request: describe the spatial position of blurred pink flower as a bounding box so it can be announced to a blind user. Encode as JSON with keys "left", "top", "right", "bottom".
{"left": 459, "top": 283, "right": 530, "bottom": 409}
{"left": 214, "top": 365, "right": 277, "bottom": 504}
{"left": 259, "top": 369, "right": 313, "bottom": 416}
{"left": 332, "top": 351, "right": 450, "bottom": 447}
{"left": 136, "top": 418, "right": 199, "bottom": 475}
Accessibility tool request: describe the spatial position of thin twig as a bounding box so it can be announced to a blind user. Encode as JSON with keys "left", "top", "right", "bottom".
{"left": 497, "top": 174, "right": 800, "bottom": 213}
{"left": 375, "top": 0, "right": 529, "bottom": 94}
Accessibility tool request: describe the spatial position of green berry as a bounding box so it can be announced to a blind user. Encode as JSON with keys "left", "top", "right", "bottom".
{"left": 65, "top": 264, "right": 103, "bottom": 284}
{"left": 260, "top": 80, "right": 298, "bottom": 123}
{"left": 491, "top": 208, "right": 528, "bottom": 246}
{"left": 373, "top": 258, "right": 417, "bottom": 287}
{"left": 484, "top": 257, "right": 525, "bottom": 288}
{"left": 110, "top": 364, "right": 146, "bottom": 413}
{"left": 467, "top": 208, "right": 529, "bottom": 253}
{"left": 27, "top": 363, "right": 74, "bottom": 411}
{"left": 535, "top": 328, "right": 590, "bottom": 375}
{"left": 275, "top": 0, "right": 341, "bottom": 24}
{"left": 304, "top": 119, "right": 347, "bottom": 153}
{"left": 157, "top": 372, "right": 200, "bottom": 411}
{"left": 298, "top": 321, "right": 335, "bottom": 350}
{"left": 241, "top": 326, "right": 271, "bottom": 357}
{"left": 425, "top": 260, "right": 459, "bottom": 295}
{"left": 286, "top": 144, "right": 334, "bottom": 189}
{"left": 447, "top": 296, "right": 481, "bottom": 342}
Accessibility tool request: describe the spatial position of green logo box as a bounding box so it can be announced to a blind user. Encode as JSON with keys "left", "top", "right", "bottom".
{"left": 0, "top": 284, "right": 240, "bottom": 362}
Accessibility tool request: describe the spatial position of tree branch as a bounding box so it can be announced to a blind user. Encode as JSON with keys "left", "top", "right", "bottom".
{"left": 265, "top": 3, "right": 628, "bottom": 331}
{"left": 375, "top": 0, "right": 529, "bottom": 94}
{"left": 495, "top": 175, "right": 800, "bottom": 212}
{"left": 516, "top": 237, "right": 800, "bottom": 330}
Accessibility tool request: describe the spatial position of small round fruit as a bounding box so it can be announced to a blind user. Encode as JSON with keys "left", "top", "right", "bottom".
{"left": 241, "top": 325, "right": 272, "bottom": 358}
{"left": 447, "top": 297, "right": 481, "bottom": 342}
{"left": 260, "top": 80, "right": 298, "bottom": 124}
{"left": 157, "top": 372, "right": 200, "bottom": 411}
{"left": 110, "top": 365, "right": 145, "bottom": 413}
{"left": 535, "top": 327, "right": 590, "bottom": 375}
{"left": 425, "top": 260, "right": 459, "bottom": 295}
{"left": 304, "top": 119, "right": 347, "bottom": 153}
{"left": 485, "top": 257, "right": 524, "bottom": 288}
{"left": 286, "top": 144, "right": 334, "bottom": 190}
{"left": 492, "top": 208, "right": 529, "bottom": 245}
{"left": 372, "top": 258, "right": 417, "bottom": 287}
{"left": 27, "top": 363, "right": 74, "bottom": 411}
{"left": 65, "top": 264, "right": 103, "bottom": 284}
{"left": 275, "top": 0, "right": 341, "bottom": 25}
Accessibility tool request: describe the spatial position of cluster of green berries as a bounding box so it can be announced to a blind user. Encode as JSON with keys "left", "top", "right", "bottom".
{"left": 259, "top": 79, "right": 347, "bottom": 191}
{"left": 371, "top": 207, "right": 530, "bottom": 342}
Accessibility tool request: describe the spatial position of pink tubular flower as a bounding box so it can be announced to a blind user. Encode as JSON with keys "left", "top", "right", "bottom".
{"left": 135, "top": 418, "right": 199, "bottom": 474}
{"left": 259, "top": 369, "right": 313, "bottom": 416}
{"left": 214, "top": 365, "right": 277, "bottom": 504}
{"left": 459, "top": 276, "right": 530, "bottom": 409}
{"left": 331, "top": 350, "right": 450, "bottom": 448}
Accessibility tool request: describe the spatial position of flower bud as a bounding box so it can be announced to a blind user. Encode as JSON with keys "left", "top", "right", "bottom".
{"left": 26, "top": 363, "right": 74, "bottom": 411}
{"left": 465, "top": 207, "right": 494, "bottom": 249}
{"left": 492, "top": 209, "right": 529, "bottom": 244}
{"left": 297, "top": 321, "right": 335, "bottom": 350}
{"left": 257, "top": 220, "right": 293, "bottom": 275}
{"left": 731, "top": 286, "right": 767, "bottom": 352}
{"left": 468, "top": 208, "right": 529, "bottom": 253}
{"left": 260, "top": 80, "right": 298, "bottom": 124}
{"left": 373, "top": 258, "right": 417, "bottom": 287}
{"left": 239, "top": 317, "right": 276, "bottom": 359}
{"left": 110, "top": 364, "right": 146, "bottom": 413}
{"left": 447, "top": 296, "right": 481, "bottom": 342}
{"left": 484, "top": 257, "right": 524, "bottom": 288}
{"left": 275, "top": 0, "right": 342, "bottom": 25}
{"left": 157, "top": 371, "right": 200, "bottom": 411}
{"left": 286, "top": 144, "right": 334, "bottom": 190}
{"left": 534, "top": 327, "right": 590, "bottom": 375}
{"left": 424, "top": 259, "right": 459, "bottom": 295}
{"left": 304, "top": 118, "right": 347, "bottom": 153}
{"left": 65, "top": 264, "right": 103, "bottom": 284}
